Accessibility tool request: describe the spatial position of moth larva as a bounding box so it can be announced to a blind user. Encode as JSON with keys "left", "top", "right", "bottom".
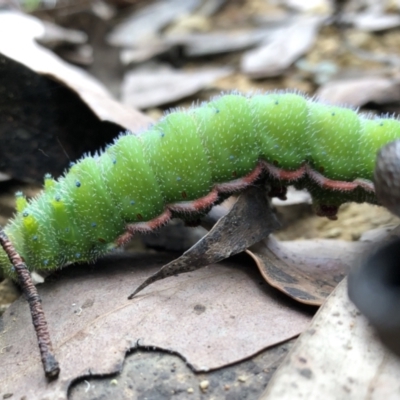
{"left": 1, "top": 92, "right": 398, "bottom": 277}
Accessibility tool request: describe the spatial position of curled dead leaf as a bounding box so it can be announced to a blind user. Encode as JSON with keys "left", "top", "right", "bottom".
{"left": 129, "top": 186, "right": 281, "bottom": 298}
{"left": 247, "top": 236, "right": 360, "bottom": 305}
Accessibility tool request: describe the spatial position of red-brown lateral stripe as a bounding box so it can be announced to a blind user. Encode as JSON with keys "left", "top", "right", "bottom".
{"left": 167, "top": 189, "right": 219, "bottom": 213}
{"left": 263, "top": 161, "right": 307, "bottom": 181}
{"left": 215, "top": 162, "right": 264, "bottom": 193}
{"left": 114, "top": 164, "right": 265, "bottom": 247}
{"left": 306, "top": 166, "right": 375, "bottom": 192}
{"left": 263, "top": 161, "right": 375, "bottom": 194}
{"left": 129, "top": 210, "right": 172, "bottom": 233}
{"left": 115, "top": 159, "right": 376, "bottom": 249}
{"left": 116, "top": 210, "right": 172, "bottom": 246}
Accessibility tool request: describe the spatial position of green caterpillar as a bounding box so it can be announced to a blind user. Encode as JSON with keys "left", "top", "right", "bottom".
{"left": 1, "top": 91, "right": 399, "bottom": 278}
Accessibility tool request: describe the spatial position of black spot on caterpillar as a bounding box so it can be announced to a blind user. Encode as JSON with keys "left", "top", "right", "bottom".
{"left": 1, "top": 91, "right": 398, "bottom": 277}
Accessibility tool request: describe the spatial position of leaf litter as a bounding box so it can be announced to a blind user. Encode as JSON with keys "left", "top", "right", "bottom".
{"left": 2, "top": 183, "right": 400, "bottom": 398}
{"left": 121, "top": 65, "right": 233, "bottom": 109}
{"left": 0, "top": 254, "right": 312, "bottom": 400}
{"left": 0, "top": 10, "right": 152, "bottom": 132}
{"left": 129, "top": 186, "right": 281, "bottom": 298}
{"left": 248, "top": 236, "right": 366, "bottom": 306}
{"left": 2, "top": 0, "right": 400, "bottom": 397}
{"left": 260, "top": 278, "right": 400, "bottom": 400}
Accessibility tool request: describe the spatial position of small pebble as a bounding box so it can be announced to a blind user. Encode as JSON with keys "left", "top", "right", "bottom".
{"left": 110, "top": 379, "right": 118, "bottom": 386}
{"left": 187, "top": 387, "right": 194, "bottom": 394}
{"left": 199, "top": 380, "right": 209, "bottom": 392}
{"left": 238, "top": 375, "right": 247, "bottom": 382}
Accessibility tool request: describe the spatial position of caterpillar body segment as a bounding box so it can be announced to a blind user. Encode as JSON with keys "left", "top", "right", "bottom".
{"left": 1, "top": 92, "right": 398, "bottom": 277}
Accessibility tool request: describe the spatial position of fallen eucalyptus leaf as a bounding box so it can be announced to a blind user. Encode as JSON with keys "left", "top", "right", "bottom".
{"left": 129, "top": 186, "right": 281, "bottom": 298}
{"left": 121, "top": 65, "right": 233, "bottom": 109}
{"left": 316, "top": 77, "right": 400, "bottom": 107}
{"left": 0, "top": 253, "right": 311, "bottom": 399}
{"left": 0, "top": 10, "right": 151, "bottom": 131}
{"left": 247, "top": 236, "right": 359, "bottom": 305}
{"left": 260, "top": 278, "right": 400, "bottom": 400}
{"left": 106, "top": 0, "right": 202, "bottom": 47}
{"left": 241, "top": 17, "right": 324, "bottom": 78}
{"left": 248, "top": 224, "right": 400, "bottom": 306}
{"left": 165, "top": 29, "right": 273, "bottom": 57}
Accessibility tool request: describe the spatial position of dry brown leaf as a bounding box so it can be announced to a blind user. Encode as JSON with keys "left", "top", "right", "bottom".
{"left": 247, "top": 236, "right": 361, "bottom": 306}
{"left": 106, "top": 0, "right": 202, "bottom": 47}
{"left": 165, "top": 29, "right": 272, "bottom": 57}
{"left": 0, "top": 10, "right": 152, "bottom": 182}
{"left": 316, "top": 77, "right": 400, "bottom": 107}
{"left": 0, "top": 254, "right": 312, "bottom": 399}
{"left": 130, "top": 186, "right": 281, "bottom": 298}
{"left": 121, "top": 65, "right": 233, "bottom": 109}
{"left": 241, "top": 17, "right": 324, "bottom": 78}
{"left": 0, "top": 10, "right": 151, "bottom": 132}
{"left": 260, "top": 278, "right": 400, "bottom": 400}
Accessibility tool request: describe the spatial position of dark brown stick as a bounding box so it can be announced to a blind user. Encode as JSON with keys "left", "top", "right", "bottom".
{"left": 0, "top": 227, "right": 60, "bottom": 379}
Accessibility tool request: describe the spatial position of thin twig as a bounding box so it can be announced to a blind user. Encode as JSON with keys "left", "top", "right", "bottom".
{"left": 0, "top": 226, "right": 60, "bottom": 379}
